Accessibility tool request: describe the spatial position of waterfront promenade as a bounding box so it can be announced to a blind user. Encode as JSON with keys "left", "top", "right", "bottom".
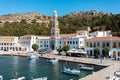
{"left": 80, "top": 64, "right": 119, "bottom": 80}
{"left": 0, "top": 51, "right": 120, "bottom": 80}
{"left": 38, "top": 53, "right": 120, "bottom": 80}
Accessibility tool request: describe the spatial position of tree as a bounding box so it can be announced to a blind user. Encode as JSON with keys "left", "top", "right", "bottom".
{"left": 62, "top": 45, "right": 70, "bottom": 53}
{"left": 57, "top": 48, "right": 63, "bottom": 55}
{"left": 32, "top": 44, "right": 39, "bottom": 51}
{"left": 103, "top": 47, "right": 110, "bottom": 58}
{"left": 94, "top": 47, "right": 100, "bottom": 58}
{"left": 20, "top": 19, "right": 27, "bottom": 26}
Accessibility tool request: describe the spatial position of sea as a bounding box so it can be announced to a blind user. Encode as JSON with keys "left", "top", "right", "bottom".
{"left": 0, "top": 56, "right": 106, "bottom": 80}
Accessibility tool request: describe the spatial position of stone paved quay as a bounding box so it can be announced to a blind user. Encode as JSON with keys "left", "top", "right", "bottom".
{"left": 0, "top": 51, "right": 120, "bottom": 80}
{"left": 80, "top": 64, "right": 120, "bottom": 80}
{"left": 39, "top": 53, "right": 120, "bottom": 80}
{"left": 43, "top": 53, "right": 120, "bottom": 80}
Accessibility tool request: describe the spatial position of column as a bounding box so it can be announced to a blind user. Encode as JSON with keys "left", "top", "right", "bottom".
{"left": 116, "top": 51, "right": 118, "bottom": 60}
{"left": 110, "top": 39, "right": 112, "bottom": 50}
{"left": 100, "top": 40, "right": 102, "bottom": 56}
{"left": 92, "top": 41, "right": 94, "bottom": 55}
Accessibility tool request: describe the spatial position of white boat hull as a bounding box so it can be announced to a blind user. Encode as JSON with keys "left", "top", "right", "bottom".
{"left": 63, "top": 67, "right": 80, "bottom": 76}
{"left": 49, "top": 58, "right": 58, "bottom": 63}
{"left": 32, "top": 77, "right": 47, "bottom": 80}
{"left": 11, "top": 77, "right": 25, "bottom": 80}
{"left": 29, "top": 55, "right": 38, "bottom": 59}
{"left": 80, "top": 67, "right": 93, "bottom": 71}
{"left": 49, "top": 59, "right": 58, "bottom": 63}
{"left": 0, "top": 76, "right": 3, "bottom": 80}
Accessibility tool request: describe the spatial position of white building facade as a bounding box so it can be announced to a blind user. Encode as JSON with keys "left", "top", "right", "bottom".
{"left": 89, "top": 30, "right": 112, "bottom": 38}
{"left": 55, "top": 36, "right": 86, "bottom": 50}
{"left": 0, "top": 36, "right": 21, "bottom": 51}
{"left": 85, "top": 36, "right": 120, "bottom": 60}
{"left": 36, "top": 36, "right": 51, "bottom": 50}
{"left": 18, "top": 35, "right": 38, "bottom": 51}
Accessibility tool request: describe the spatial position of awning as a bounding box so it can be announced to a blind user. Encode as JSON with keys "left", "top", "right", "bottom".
{"left": 67, "top": 49, "right": 87, "bottom": 54}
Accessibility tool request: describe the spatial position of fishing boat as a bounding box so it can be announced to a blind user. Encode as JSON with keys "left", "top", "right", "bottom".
{"left": 32, "top": 77, "right": 47, "bottom": 80}
{"left": 62, "top": 67, "right": 80, "bottom": 76}
{"left": 0, "top": 75, "right": 3, "bottom": 80}
{"left": 80, "top": 66, "right": 93, "bottom": 71}
{"left": 49, "top": 58, "right": 58, "bottom": 63}
{"left": 11, "top": 76, "right": 25, "bottom": 80}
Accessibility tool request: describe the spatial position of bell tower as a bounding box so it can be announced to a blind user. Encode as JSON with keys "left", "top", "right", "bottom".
{"left": 51, "top": 10, "right": 60, "bottom": 50}
{"left": 51, "top": 10, "right": 60, "bottom": 39}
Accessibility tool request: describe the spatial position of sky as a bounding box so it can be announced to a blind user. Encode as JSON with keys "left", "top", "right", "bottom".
{"left": 0, "top": 0, "right": 120, "bottom": 16}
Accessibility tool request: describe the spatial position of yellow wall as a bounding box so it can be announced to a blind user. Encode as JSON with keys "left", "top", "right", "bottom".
{"left": 0, "top": 36, "right": 14, "bottom": 42}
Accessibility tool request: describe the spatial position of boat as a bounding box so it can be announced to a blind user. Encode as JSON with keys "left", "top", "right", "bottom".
{"left": 49, "top": 58, "right": 58, "bottom": 63}
{"left": 0, "top": 75, "right": 3, "bottom": 80}
{"left": 11, "top": 76, "right": 25, "bottom": 80}
{"left": 62, "top": 67, "right": 80, "bottom": 76}
{"left": 29, "top": 55, "right": 38, "bottom": 60}
{"left": 32, "top": 77, "right": 47, "bottom": 80}
{"left": 80, "top": 66, "right": 93, "bottom": 71}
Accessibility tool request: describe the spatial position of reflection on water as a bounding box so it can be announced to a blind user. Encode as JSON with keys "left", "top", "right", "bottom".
{"left": 29, "top": 59, "right": 39, "bottom": 78}
{"left": 0, "top": 56, "right": 106, "bottom": 80}
{"left": 29, "top": 59, "right": 37, "bottom": 71}
{"left": 13, "top": 56, "right": 19, "bottom": 71}
{"left": 51, "top": 62, "right": 59, "bottom": 78}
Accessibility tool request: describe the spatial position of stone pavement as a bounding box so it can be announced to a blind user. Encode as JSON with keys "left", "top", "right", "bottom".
{"left": 80, "top": 63, "right": 120, "bottom": 80}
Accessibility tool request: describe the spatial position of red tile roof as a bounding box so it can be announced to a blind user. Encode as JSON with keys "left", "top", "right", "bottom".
{"left": 88, "top": 36, "right": 120, "bottom": 40}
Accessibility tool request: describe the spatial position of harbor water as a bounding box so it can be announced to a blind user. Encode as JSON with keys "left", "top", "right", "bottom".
{"left": 0, "top": 56, "right": 106, "bottom": 80}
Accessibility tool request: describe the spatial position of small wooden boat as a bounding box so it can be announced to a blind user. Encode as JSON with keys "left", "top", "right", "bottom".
{"left": 32, "top": 77, "right": 47, "bottom": 80}
{"left": 62, "top": 67, "right": 80, "bottom": 76}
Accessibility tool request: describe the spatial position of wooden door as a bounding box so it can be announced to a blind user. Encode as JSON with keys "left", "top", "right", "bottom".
{"left": 113, "top": 52, "right": 116, "bottom": 59}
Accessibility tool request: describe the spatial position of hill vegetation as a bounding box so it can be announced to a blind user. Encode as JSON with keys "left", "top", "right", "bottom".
{"left": 0, "top": 10, "right": 120, "bottom": 36}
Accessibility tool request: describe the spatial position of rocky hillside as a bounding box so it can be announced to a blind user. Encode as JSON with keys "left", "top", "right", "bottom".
{"left": 0, "top": 10, "right": 119, "bottom": 36}
{"left": 65, "top": 10, "right": 112, "bottom": 17}
{"left": 58, "top": 10, "right": 114, "bottom": 33}
{"left": 0, "top": 12, "right": 50, "bottom": 23}
{"left": 0, "top": 10, "right": 111, "bottom": 23}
